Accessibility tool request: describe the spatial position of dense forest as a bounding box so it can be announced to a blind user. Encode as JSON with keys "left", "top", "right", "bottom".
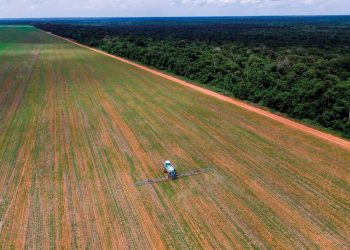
{"left": 35, "top": 17, "right": 350, "bottom": 138}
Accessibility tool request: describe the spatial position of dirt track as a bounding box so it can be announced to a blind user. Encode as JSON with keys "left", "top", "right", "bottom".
{"left": 48, "top": 32, "right": 350, "bottom": 151}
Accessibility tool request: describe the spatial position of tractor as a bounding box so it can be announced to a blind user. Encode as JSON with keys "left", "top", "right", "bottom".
{"left": 163, "top": 160, "right": 178, "bottom": 179}
{"left": 134, "top": 160, "right": 210, "bottom": 186}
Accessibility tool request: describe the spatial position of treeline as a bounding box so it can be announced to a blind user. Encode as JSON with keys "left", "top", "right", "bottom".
{"left": 36, "top": 20, "right": 350, "bottom": 138}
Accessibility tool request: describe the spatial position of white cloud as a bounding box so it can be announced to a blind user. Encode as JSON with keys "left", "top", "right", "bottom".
{"left": 171, "top": 0, "right": 265, "bottom": 6}
{"left": 0, "top": 0, "right": 348, "bottom": 17}
{"left": 170, "top": 0, "right": 340, "bottom": 8}
{"left": 171, "top": 0, "right": 246, "bottom": 5}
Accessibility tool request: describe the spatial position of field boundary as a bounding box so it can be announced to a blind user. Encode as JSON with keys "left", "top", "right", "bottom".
{"left": 45, "top": 31, "right": 350, "bottom": 151}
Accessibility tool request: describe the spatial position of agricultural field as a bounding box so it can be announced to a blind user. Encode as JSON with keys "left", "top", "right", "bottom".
{"left": 0, "top": 25, "right": 349, "bottom": 249}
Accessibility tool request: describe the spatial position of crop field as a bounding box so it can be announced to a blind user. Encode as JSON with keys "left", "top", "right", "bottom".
{"left": 0, "top": 25, "right": 349, "bottom": 249}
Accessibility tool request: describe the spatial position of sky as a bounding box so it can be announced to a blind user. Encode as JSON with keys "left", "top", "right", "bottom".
{"left": 0, "top": 0, "right": 348, "bottom": 18}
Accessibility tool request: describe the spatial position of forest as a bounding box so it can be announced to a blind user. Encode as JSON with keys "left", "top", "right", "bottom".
{"left": 35, "top": 17, "right": 350, "bottom": 138}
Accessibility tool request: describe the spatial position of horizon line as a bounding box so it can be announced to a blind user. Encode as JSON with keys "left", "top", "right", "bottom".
{"left": 1, "top": 14, "right": 350, "bottom": 20}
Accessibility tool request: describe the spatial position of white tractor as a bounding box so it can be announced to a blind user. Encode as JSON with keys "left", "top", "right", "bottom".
{"left": 163, "top": 160, "right": 178, "bottom": 179}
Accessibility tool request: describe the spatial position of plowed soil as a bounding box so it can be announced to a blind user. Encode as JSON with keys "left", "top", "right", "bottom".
{"left": 0, "top": 26, "right": 349, "bottom": 249}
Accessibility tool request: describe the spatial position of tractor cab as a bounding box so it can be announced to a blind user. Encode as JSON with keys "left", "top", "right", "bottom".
{"left": 163, "top": 160, "right": 177, "bottom": 179}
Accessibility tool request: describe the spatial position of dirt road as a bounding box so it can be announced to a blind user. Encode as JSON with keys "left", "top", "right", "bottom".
{"left": 47, "top": 32, "right": 350, "bottom": 151}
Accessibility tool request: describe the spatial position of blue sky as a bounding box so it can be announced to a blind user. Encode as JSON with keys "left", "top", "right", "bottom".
{"left": 0, "top": 0, "right": 348, "bottom": 18}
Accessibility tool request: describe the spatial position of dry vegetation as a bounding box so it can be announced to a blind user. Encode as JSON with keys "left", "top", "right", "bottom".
{"left": 0, "top": 26, "right": 349, "bottom": 249}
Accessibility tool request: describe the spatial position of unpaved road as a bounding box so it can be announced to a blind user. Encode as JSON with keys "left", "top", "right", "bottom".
{"left": 48, "top": 32, "right": 350, "bottom": 151}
